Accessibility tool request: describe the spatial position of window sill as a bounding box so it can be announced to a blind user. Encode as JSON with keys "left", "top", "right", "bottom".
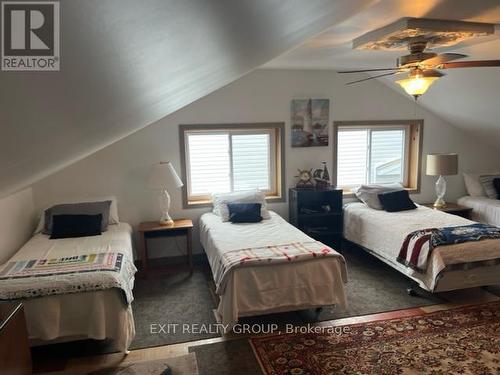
{"left": 342, "top": 186, "right": 420, "bottom": 199}
{"left": 184, "top": 194, "right": 285, "bottom": 209}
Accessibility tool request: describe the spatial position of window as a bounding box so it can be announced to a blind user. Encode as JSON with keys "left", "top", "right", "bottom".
{"left": 334, "top": 120, "right": 423, "bottom": 192}
{"left": 180, "top": 123, "right": 284, "bottom": 207}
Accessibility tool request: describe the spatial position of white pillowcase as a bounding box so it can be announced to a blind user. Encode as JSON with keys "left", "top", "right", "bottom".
{"left": 212, "top": 189, "right": 271, "bottom": 222}
{"left": 34, "top": 196, "right": 120, "bottom": 234}
{"left": 463, "top": 173, "right": 486, "bottom": 197}
{"left": 352, "top": 183, "right": 403, "bottom": 210}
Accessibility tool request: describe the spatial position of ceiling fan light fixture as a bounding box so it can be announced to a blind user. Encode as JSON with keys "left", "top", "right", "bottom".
{"left": 396, "top": 70, "right": 439, "bottom": 99}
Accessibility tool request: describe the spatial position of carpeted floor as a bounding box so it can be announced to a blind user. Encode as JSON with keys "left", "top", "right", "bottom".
{"left": 132, "top": 243, "right": 444, "bottom": 349}
{"left": 130, "top": 270, "right": 219, "bottom": 349}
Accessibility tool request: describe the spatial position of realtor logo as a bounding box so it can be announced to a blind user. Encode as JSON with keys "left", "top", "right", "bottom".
{"left": 1, "top": 1, "right": 59, "bottom": 71}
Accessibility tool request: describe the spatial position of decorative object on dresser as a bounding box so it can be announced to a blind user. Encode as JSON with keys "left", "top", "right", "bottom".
{"left": 148, "top": 161, "right": 184, "bottom": 226}
{"left": 289, "top": 187, "right": 343, "bottom": 250}
{"left": 0, "top": 302, "right": 32, "bottom": 375}
{"left": 294, "top": 168, "right": 314, "bottom": 189}
{"left": 421, "top": 202, "right": 472, "bottom": 219}
{"left": 138, "top": 219, "right": 193, "bottom": 278}
{"left": 313, "top": 161, "right": 331, "bottom": 189}
{"left": 426, "top": 153, "right": 458, "bottom": 208}
{"left": 291, "top": 99, "right": 330, "bottom": 147}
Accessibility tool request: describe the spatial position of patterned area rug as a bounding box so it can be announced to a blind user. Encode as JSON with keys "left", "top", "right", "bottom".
{"left": 251, "top": 302, "right": 500, "bottom": 375}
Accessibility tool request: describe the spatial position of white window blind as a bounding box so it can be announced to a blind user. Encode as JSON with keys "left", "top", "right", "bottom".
{"left": 187, "top": 133, "right": 231, "bottom": 195}
{"left": 337, "top": 127, "right": 407, "bottom": 187}
{"left": 232, "top": 134, "right": 270, "bottom": 192}
{"left": 186, "top": 130, "right": 273, "bottom": 199}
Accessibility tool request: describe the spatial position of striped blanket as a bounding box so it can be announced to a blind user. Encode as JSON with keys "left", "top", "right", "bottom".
{"left": 213, "top": 241, "right": 346, "bottom": 293}
{"left": 0, "top": 252, "right": 136, "bottom": 303}
{"left": 397, "top": 224, "right": 500, "bottom": 273}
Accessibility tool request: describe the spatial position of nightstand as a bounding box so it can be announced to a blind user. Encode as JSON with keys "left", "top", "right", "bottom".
{"left": 138, "top": 219, "right": 193, "bottom": 278}
{"left": 289, "top": 188, "right": 343, "bottom": 250}
{"left": 422, "top": 203, "right": 472, "bottom": 219}
{"left": 0, "top": 302, "right": 32, "bottom": 375}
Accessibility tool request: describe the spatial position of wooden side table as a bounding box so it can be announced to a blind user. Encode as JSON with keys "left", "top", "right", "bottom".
{"left": 0, "top": 302, "right": 32, "bottom": 375}
{"left": 138, "top": 219, "right": 193, "bottom": 278}
{"left": 422, "top": 202, "right": 473, "bottom": 219}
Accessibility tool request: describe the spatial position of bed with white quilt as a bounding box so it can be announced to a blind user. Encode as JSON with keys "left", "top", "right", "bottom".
{"left": 457, "top": 172, "right": 500, "bottom": 226}
{"left": 457, "top": 196, "right": 500, "bottom": 227}
{"left": 200, "top": 210, "right": 347, "bottom": 327}
{"left": 344, "top": 202, "right": 500, "bottom": 292}
{"left": 0, "top": 198, "right": 136, "bottom": 352}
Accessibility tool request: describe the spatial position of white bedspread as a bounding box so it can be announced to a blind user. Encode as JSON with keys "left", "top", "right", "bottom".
{"left": 1, "top": 223, "right": 136, "bottom": 351}
{"left": 343, "top": 203, "right": 484, "bottom": 290}
{"left": 200, "top": 211, "right": 347, "bottom": 326}
{"left": 458, "top": 196, "right": 500, "bottom": 227}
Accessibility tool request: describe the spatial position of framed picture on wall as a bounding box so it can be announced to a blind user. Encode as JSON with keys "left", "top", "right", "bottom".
{"left": 291, "top": 98, "right": 330, "bottom": 147}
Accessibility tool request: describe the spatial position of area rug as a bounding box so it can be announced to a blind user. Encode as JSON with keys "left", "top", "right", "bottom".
{"left": 89, "top": 353, "right": 198, "bottom": 375}
{"left": 251, "top": 301, "right": 500, "bottom": 375}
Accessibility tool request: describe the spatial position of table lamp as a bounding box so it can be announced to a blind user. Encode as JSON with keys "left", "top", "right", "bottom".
{"left": 148, "top": 161, "right": 184, "bottom": 226}
{"left": 426, "top": 153, "right": 458, "bottom": 208}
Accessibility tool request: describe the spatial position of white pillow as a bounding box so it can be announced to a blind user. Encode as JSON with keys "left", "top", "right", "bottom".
{"left": 352, "top": 183, "right": 403, "bottom": 210}
{"left": 34, "top": 196, "right": 120, "bottom": 234}
{"left": 463, "top": 173, "right": 486, "bottom": 197}
{"left": 212, "top": 189, "right": 271, "bottom": 222}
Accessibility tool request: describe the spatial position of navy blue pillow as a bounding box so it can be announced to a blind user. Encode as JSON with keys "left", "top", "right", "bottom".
{"left": 50, "top": 214, "right": 103, "bottom": 239}
{"left": 378, "top": 190, "right": 417, "bottom": 212}
{"left": 493, "top": 178, "right": 500, "bottom": 200}
{"left": 227, "top": 203, "right": 262, "bottom": 223}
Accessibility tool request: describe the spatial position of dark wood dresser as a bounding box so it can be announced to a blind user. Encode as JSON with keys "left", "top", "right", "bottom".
{"left": 289, "top": 187, "right": 343, "bottom": 251}
{"left": 0, "top": 302, "right": 32, "bottom": 375}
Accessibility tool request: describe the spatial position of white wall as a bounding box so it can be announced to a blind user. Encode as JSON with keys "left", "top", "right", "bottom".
{"left": 0, "top": 188, "right": 35, "bottom": 264}
{"left": 31, "top": 69, "right": 500, "bottom": 256}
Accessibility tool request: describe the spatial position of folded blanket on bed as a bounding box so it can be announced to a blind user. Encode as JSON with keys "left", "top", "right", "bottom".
{"left": 213, "top": 241, "right": 346, "bottom": 293}
{"left": 0, "top": 252, "right": 136, "bottom": 304}
{"left": 397, "top": 223, "right": 500, "bottom": 273}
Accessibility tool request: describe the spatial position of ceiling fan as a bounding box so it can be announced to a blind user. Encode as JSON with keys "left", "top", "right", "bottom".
{"left": 338, "top": 18, "right": 500, "bottom": 99}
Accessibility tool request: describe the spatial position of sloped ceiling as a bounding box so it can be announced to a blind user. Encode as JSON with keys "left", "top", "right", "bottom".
{"left": 0, "top": 0, "right": 376, "bottom": 198}
{"left": 265, "top": 0, "right": 500, "bottom": 147}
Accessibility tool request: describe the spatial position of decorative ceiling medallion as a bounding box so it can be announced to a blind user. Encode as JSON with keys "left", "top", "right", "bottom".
{"left": 353, "top": 18, "right": 495, "bottom": 51}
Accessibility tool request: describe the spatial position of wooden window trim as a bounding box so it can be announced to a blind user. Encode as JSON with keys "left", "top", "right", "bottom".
{"left": 179, "top": 123, "right": 286, "bottom": 208}
{"left": 333, "top": 119, "right": 423, "bottom": 195}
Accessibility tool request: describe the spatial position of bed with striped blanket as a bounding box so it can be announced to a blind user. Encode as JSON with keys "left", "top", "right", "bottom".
{"left": 344, "top": 202, "right": 500, "bottom": 292}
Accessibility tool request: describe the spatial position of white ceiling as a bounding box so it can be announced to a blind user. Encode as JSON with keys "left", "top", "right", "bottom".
{"left": 0, "top": 0, "right": 374, "bottom": 198}
{"left": 265, "top": 0, "right": 500, "bottom": 148}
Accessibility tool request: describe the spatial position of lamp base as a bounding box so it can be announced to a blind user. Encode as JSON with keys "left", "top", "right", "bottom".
{"left": 158, "top": 190, "right": 174, "bottom": 226}
{"left": 434, "top": 175, "right": 447, "bottom": 209}
{"left": 159, "top": 218, "right": 174, "bottom": 226}
{"left": 433, "top": 198, "right": 446, "bottom": 209}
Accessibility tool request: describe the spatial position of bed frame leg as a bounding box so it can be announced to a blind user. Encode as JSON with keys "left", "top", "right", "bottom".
{"left": 406, "top": 287, "right": 418, "bottom": 297}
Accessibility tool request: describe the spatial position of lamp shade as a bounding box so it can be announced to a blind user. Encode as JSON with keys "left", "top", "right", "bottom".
{"left": 148, "top": 161, "right": 183, "bottom": 190}
{"left": 426, "top": 153, "right": 458, "bottom": 176}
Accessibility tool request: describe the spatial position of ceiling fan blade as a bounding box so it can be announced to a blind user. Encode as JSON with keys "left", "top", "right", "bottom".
{"left": 439, "top": 60, "right": 500, "bottom": 69}
{"left": 420, "top": 53, "right": 467, "bottom": 68}
{"left": 338, "top": 67, "right": 401, "bottom": 73}
{"left": 345, "top": 71, "right": 400, "bottom": 85}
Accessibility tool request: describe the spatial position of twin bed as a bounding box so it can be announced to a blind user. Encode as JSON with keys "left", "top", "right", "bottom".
{"left": 458, "top": 196, "right": 500, "bottom": 227}
{"left": 200, "top": 211, "right": 347, "bottom": 326}
{"left": 344, "top": 202, "right": 500, "bottom": 292}
{"left": 0, "top": 212, "right": 136, "bottom": 352}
